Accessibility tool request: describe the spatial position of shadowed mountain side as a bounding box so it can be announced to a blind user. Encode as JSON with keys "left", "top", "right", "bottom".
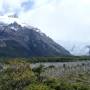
{"left": 0, "top": 22, "right": 71, "bottom": 57}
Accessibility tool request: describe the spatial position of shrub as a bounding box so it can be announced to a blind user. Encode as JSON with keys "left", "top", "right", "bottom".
{"left": 24, "top": 83, "right": 53, "bottom": 90}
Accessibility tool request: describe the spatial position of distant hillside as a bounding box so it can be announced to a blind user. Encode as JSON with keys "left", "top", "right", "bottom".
{"left": 57, "top": 41, "right": 90, "bottom": 56}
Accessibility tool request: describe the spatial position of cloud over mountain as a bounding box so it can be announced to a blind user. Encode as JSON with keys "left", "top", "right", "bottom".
{"left": 0, "top": 0, "right": 90, "bottom": 42}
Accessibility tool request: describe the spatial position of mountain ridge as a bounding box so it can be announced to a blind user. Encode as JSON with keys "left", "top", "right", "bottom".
{"left": 0, "top": 21, "right": 70, "bottom": 57}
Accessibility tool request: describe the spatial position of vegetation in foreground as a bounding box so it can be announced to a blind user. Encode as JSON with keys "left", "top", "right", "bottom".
{"left": 0, "top": 58, "right": 89, "bottom": 90}
{"left": 0, "top": 56, "right": 90, "bottom": 63}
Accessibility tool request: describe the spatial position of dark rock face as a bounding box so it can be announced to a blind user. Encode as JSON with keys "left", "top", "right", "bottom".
{"left": 0, "top": 22, "right": 71, "bottom": 57}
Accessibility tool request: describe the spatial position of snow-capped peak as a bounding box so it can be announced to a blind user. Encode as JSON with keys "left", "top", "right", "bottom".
{"left": 0, "top": 15, "right": 43, "bottom": 33}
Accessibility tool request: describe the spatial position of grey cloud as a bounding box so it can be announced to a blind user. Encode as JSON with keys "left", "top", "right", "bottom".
{"left": 21, "top": 0, "right": 34, "bottom": 11}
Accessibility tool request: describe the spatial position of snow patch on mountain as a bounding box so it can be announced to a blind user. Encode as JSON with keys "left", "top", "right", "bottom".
{"left": 0, "top": 15, "right": 46, "bottom": 37}
{"left": 10, "top": 26, "right": 18, "bottom": 31}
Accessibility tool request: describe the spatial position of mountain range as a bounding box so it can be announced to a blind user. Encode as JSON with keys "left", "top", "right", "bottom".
{"left": 0, "top": 17, "right": 70, "bottom": 57}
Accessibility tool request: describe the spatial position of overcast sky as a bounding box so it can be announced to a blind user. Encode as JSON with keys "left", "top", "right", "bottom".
{"left": 0, "top": 0, "right": 90, "bottom": 42}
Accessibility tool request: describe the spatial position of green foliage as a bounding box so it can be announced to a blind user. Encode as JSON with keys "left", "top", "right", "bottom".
{"left": 0, "top": 59, "right": 35, "bottom": 90}
{"left": 44, "top": 78, "right": 90, "bottom": 90}
{"left": 0, "top": 56, "right": 90, "bottom": 63}
{"left": 24, "top": 83, "right": 53, "bottom": 90}
{"left": 0, "top": 58, "right": 89, "bottom": 90}
{"left": 72, "top": 83, "right": 90, "bottom": 90}
{"left": 26, "top": 56, "right": 90, "bottom": 62}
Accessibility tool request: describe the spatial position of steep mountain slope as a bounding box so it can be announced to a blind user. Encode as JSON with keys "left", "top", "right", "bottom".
{"left": 0, "top": 21, "right": 70, "bottom": 57}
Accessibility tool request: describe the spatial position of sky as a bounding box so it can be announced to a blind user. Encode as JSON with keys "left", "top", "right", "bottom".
{"left": 0, "top": 0, "right": 90, "bottom": 42}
